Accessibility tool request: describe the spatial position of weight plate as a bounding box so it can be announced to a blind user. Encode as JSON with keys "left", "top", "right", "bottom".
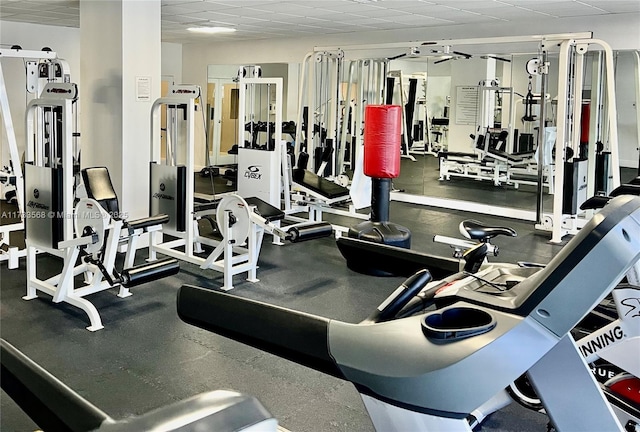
{"left": 216, "top": 195, "right": 251, "bottom": 245}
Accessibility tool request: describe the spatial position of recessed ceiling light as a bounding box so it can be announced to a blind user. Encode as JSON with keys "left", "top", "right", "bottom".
{"left": 187, "top": 27, "right": 236, "bottom": 34}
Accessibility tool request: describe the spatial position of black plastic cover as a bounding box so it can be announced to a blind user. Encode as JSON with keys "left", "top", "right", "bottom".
{"left": 177, "top": 285, "right": 346, "bottom": 380}
{"left": 336, "top": 236, "right": 459, "bottom": 279}
{"left": 1, "top": 339, "right": 111, "bottom": 432}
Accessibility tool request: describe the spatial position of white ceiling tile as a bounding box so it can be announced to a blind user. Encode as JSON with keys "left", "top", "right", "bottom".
{"left": 0, "top": 0, "right": 636, "bottom": 44}
{"left": 389, "top": 14, "right": 457, "bottom": 24}
{"left": 579, "top": 1, "right": 640, "bottom": 13}
{"left": 235, "top": 7, "right": 278, "bottom": 16}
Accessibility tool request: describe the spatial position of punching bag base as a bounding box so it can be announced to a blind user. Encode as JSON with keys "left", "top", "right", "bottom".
{"left": 347, "top": 221, "right": 411, "bottom": 276}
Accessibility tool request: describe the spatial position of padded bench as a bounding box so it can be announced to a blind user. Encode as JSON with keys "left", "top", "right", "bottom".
{"left": 292, "top": 169, "right": 350, "bottom": 200}
{"left": 245, "top": 197, "right": 285, "bottom": 223}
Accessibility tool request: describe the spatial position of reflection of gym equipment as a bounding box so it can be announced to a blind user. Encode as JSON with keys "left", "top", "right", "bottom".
{"left": 295, "top": 51, "right": 385, "bottom": 214}
{"left": 1, "top": 338, "right": 278, "bottom": 432}
{"left": 386, "top": 71, "right": 416, "bottom": 160}
{"left": 439, "top": 79, "right": 555, "bottom": 190}
{"left": 0, "top": 46, "right": 72, "bottom": 269}
{"left": 178, "top": 195, "right": 640, "bottom": 432}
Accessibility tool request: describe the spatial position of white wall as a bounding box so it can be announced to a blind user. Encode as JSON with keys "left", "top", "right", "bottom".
{"left": 161, "top": 42, "right": 182, "bottom": 84}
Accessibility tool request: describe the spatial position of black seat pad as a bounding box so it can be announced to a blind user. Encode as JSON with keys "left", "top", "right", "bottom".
{"left": 580, "top": 195, "right": 612, "bottom": 210}
{"left": 486, "top": 149, "right": 525, "bottom": 163}
{"left": 461, "top": 220, "right": 517, "bottom": 241}
{"left": 245, "top": 197, "right": 284, "bottom": 222}
{"left": 610, "top": 184, "right": 640, "bottom": 197}
{"left": 439, "top": 151, "right": 479, "bottom": 159}
{"left": 292, "top": 169, "right": 349, "bottom": 200}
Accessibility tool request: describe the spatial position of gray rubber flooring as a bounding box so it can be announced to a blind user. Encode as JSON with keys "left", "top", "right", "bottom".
{"left": 1, "top": 165, "right": 635, "bottom": 431}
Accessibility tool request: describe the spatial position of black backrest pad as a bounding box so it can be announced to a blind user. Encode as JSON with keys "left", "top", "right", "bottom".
{"left": 82, "top": 167, "right": 120, "bottom": 215}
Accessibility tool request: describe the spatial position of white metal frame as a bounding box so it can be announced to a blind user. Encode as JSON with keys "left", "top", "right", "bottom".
{"left": 237, "top": 77, "right": 283, "bottom": 208}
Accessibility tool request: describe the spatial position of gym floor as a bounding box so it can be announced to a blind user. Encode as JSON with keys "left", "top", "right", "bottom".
{"left": 1, "top": 160, "right": 636, "bottom": 431}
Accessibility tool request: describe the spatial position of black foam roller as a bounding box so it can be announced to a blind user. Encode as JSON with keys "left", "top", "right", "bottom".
{"left": 121, "top": 258, "right": 180, "bottom": 287}
{"left": 288, "top": 223, "right": 333, "bottom": 242}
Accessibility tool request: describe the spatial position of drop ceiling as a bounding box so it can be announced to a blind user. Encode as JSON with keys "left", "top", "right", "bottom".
{"left": 0, "top": 0, "right": 638, "bottom": 44}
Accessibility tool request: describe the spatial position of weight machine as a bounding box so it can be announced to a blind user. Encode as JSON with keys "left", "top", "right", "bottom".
{"left": 0, "top": 46, "right": 71, "bottom": 268}
{"left": 148, "top": 84, "right": 330, "bottom": 290}
{"left": 148, "top": 84, "right": 264, "bottom": 290}
{"left": 534, "top": 38, "right": 621, "bottom": 243}
{"left": 21, "top": 82, "right": 177, "bottom": 331}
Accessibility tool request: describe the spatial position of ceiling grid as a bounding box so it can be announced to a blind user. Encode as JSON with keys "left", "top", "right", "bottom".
{"left": 0, "top": 0, "right": 637, "bottom": 43}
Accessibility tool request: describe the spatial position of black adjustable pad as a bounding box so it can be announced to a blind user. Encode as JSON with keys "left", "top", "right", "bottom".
{"left": 193, "top": 200, "right": 220, "bottom": 213}
{"left": 292, "top": 169, "right": 349, "bottom": 199}
{"left": 82, "top": 167, "right": 120, "bottom": 216}
{"left": 245, "top": 197, "right": 284, "bottom": 222}
{"left": 580, "top": 195, "right": 611, "bottom": 210}
{"left": 439, "top": 151, "right": 479, "bottom": 159}
{"left": 610, "top": 184, "right": 640, "bottom": 197}
{"left": 486, "top": 149, "right": 524, "bottom": 163}
{"left": 431, "top": 118, "right": 449, "bottom": 126}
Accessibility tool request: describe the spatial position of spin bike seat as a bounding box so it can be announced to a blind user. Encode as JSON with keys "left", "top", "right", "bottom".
{"left": 460, "top": 220, "right": 517, "bottom": 241}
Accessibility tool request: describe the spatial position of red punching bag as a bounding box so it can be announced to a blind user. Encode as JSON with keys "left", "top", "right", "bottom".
{"left": 364, "top": 105, "right": 402, "bottom": 179}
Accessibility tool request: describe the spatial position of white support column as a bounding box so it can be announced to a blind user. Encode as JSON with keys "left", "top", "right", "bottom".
{"left": 551, "top": 40, "right": 572, "bottom": 244}
{"left": 80, "top": 0, "right": 161, "bottom": 220}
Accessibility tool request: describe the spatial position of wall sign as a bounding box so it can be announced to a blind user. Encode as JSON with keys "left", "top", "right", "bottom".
{"left": 136, "top": 76, "right": 151, "bottom": 101}
{"left": 455, "top": 86, "right": 479, "bottom": 125}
